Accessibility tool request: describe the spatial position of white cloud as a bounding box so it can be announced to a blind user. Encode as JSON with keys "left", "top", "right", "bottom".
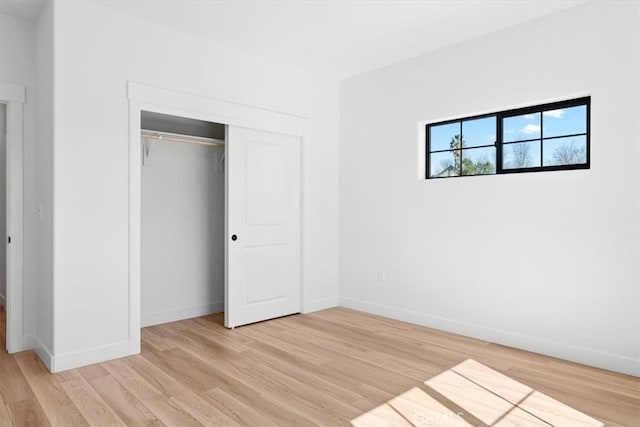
{"left": 487, "top": 133, "right": 496, "bottom": 142}
{"left": 520, "top": 124, "right": 540, "bottom": 134}
{"left": 543, "top": 109, "right": 564, "bottom": 118}
{"left": 524, "top": 114, "right": 537, "bottom": 120}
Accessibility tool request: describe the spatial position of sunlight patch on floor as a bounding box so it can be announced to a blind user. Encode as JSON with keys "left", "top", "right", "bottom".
{"left": 351, "top": 359, "right": 603, "bottom": 427}
{"left": 352, "top": 387, "right": 470, "bottom": 427}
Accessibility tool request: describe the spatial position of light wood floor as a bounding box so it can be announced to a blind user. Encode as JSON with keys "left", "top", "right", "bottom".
{"left": 0, "top": 305, "right": 638, "bottom": 426}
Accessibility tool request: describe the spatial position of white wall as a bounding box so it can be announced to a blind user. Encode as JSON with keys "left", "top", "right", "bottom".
{"left": 340, "top": 1, "right": 640, "bottom": 376}
{"left": 48, "top": 1, "right": 339, "bottom": 370}
{"left": 34, "top": 2, "right": 55, "bottom": 359}
{"left": 0, "top": 13, "right": 39, "bottom": 347}
{"left": 141, "top": 139, "right": 225, "bottom": 326}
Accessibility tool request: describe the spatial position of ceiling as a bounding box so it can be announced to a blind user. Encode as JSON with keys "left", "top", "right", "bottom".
{"left": 1, "top": 0, "right": 586, "bottom": 79}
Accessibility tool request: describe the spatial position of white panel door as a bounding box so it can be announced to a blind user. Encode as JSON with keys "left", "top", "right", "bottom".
{"left": 225, "top": 126, "right": 301, "bottom": 328}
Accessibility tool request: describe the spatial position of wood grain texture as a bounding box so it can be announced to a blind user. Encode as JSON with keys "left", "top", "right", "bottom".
{"left": 89, "top": 375, "right": 162, "bottom": 426}
{"left": 5, "top": 400, "right": 50, "bottom": 427}
{"left": 0, "top": 394, "right": 13, "bottom": 427}
{"left": 0, "top": 305, "right": 638, "bottom": 426}
{"left": 59, "top": 372, "right": 126, "bottom": 427}
{"left": 13, "top": 353, "right": 87, "bottom": 427}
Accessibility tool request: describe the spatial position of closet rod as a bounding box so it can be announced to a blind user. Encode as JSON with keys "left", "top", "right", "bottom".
{"left": 141, "top": 129, "right": 224, "bottom": 147}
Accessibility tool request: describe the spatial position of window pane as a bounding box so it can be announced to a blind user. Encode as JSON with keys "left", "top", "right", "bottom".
{"left": 462, "top": 116, "right": 496, "bottom": 148}
{"left": 543, "top": 105, "right": 587, "bottom": 138}
{"left": 429, "top": 150, "right": 459, "bottom": 177}
{"left": 429, "top": 122, "right": 460, "bottom": 152}
{"left": 503, "top": 113, "right": 541, "bottom": 142}
{"left": 543, "top": 136, "right": 587, "bottom": 166}
{"left": 502, "top": 141, "right": 541, "bottom": 169}
{"left": 461, "top": 146, "right": 496, "bottom": 175}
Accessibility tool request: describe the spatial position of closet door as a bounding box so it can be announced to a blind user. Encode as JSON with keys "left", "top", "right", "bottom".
{"left": 225, "top": 126, "right": 301, "bottom": 328}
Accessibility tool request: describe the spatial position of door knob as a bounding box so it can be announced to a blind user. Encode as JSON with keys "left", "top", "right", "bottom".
{"left": 231, "top": 234, "right": 238, "bottom": 241}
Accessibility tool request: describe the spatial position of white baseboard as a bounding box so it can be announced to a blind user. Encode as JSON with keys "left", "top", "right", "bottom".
{"left": 339, "top": 296, "right": 640, "bottom": 377}
{"left": 303, "top": 296, "right": 338, "bottom": 314}
{"left": 33, "top": 337, "right": 54, "bottom": 372}
{"left": 0, "top": 292, "right": 5, "bottom": 308}
{"left": 142, "top": 301, "right": 224, "bottom": 328}
{"left": 7, "top": 334, "right": 35, "bottom": 354}
{"left": 52, "top": 340, "right": 133, "bottom": 373}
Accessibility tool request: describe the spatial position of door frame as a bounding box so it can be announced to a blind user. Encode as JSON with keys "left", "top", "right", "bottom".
{"left": 127, "top": 82, "right": 308, "bottom": 353}
{"left": 0, "top": 83, "right": 25, "bottom": 353}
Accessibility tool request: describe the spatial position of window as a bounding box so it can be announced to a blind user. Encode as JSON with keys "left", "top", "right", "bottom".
{"left": 426, "top": 97, "right": 590, "bottom": 179}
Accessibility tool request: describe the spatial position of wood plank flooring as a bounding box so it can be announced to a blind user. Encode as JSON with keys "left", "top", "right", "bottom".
{"left": 0, "top": 305, "right": 638, "bottom": 426}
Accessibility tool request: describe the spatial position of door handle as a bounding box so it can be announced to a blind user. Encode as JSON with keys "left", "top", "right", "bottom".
{"left": 231, "top": 234, "right": 238, "bottom": 241}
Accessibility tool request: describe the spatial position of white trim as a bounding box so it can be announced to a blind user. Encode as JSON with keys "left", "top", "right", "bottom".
{"left": 52, "top": 341, "right": 132, "bottom": 373}
{"left": 0, "top": 83, "right": 25, "bottom": 354}
{"left": 128, "top": 82, "right": 308, "bottom": 135}
{"left": 20, "top": 335, "right": 34, "bottom": 352}
{"left": 299, "top": 126, "right": 308, "bottom": 314}
{"left": 35, "top": 336, "right": 132, "bottom": 374}
{"left": 339, "top": 296, "right": 640, "bottom": 377}
{"left": 33, "top": 336, "right": 54, "bottom": 372}
{"left": 142, "top": 302, "right": 224, "bottom": 327}
{"left": 0, "top": 292, "right": 4, "bottom": 307}
{"left": 302, "top": 296, "right": 338, "bottom": 314}
{"left": 128, "top": 82, "right": 309, "bottom": 357}
{"left": 128, "top": 101, "right": 142, "bottom": 356}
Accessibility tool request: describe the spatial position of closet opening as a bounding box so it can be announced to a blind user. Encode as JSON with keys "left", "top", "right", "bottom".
{"left": 0, "top": 102, "right": 6, "bottom": 350}
{"left": 130, "top": 83, "right": 305, "bottom": 345}
{"left": 140, "top": 111, "right": 226, "bottom": 328}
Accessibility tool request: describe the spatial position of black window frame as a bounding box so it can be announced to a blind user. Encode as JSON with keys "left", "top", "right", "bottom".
{"left": 425, "top": 96, "right": 590, "bottom": 179}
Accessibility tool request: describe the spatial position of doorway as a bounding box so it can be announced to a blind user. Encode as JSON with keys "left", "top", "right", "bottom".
{"left": 0, "top": 81, "right": 25, "bottom": 354}
{"left": 0, "top": 102, "right": 6, "bottom": 351}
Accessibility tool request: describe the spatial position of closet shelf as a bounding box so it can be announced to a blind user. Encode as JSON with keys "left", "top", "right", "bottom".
{"left": 141, "top": 129, "right": 224, "bottom": 147}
